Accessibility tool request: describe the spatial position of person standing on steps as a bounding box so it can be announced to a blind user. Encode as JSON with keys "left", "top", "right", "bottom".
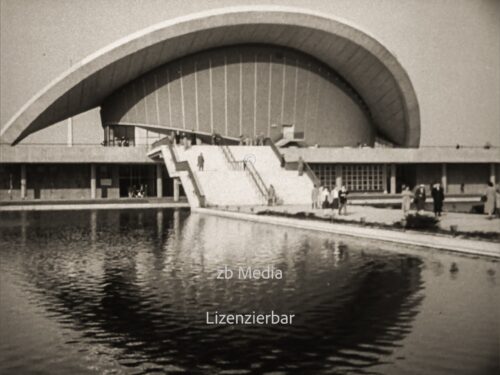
{"left": 298, "top": 157, "right": 304, "bottom": 176}
{"left": 197, "top": 152, "right": 205, "bottom": 171}
{"left": 268, "top": 184, "right": 276, "bottom": 206}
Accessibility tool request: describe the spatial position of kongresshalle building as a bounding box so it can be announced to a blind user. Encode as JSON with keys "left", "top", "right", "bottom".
{"left": 1, "top": 4, "right": 499, "bottom": 204}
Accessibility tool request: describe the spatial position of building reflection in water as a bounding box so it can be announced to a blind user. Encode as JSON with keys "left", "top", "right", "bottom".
{"left": 0, "top": 208, "right": 432, "bottom": 374}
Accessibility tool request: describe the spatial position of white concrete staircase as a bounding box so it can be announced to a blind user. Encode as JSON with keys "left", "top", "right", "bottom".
{"left": 175, "top": 145, "right": 265, "bottom": 206}
{"left": 229, "top": 146, "right": 314, "bottom": 205}
{"left": 150, "top": 142, "right": 315, "bottom": 207}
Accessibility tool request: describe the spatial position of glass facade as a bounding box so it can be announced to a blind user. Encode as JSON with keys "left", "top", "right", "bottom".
{"left": 342, "top": 165, "right": 384, "bottom": 192}
{"left": 310, "top": 164, "right": 337, "bottom": 190}
{"left": 310, "top": 164, "right": 384, "bottom": 192}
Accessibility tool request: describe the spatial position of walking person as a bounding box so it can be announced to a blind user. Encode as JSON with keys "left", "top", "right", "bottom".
{"left": 338, "top": 185, "right": 348, "bottom": 215}
{"left": 431, "top": 182, "right": 445, "bottom": 217}
{"left": 414, "top": 184, "right": 426, "bottom": 214}
{"left": 401, "top": 184, "right": 413, "bottom": 216}
{"left": 197, "top": 152, "right": 205, "bottom": 171}
{"left": 311, "top": 185, "right": 319, "bottom": 209}
{"left": 484, "top": 181, "right": 496, "bottom": 219}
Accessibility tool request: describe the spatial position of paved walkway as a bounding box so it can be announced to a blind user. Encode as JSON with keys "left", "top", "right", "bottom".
{"left": 194, "top": 208, "right": 500, "bottom": 258}
{"left": 232, "top": 204, "right": 500, "bottom": 234}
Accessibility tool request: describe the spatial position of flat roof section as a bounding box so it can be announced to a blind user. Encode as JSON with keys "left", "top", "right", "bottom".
{"left": 282, "top": 147, "right": 500, "bottom": 164}
{"left": 0, "top": 145, "right": 498, "bottom": 164}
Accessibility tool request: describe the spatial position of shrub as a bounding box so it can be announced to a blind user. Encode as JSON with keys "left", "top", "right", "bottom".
{"left": 404, "top": 214, "right": 439, "bottom": 230}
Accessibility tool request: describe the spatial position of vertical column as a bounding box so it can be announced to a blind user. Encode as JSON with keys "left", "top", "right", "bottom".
{"left": 67, "top": 117, "right": 73, "bottom": 147}
{"left": 90, "top": 164, "right": 96, "bottom": 199}
{"left": 335, "top": 165, "right": 342, "bottom": 188}
{"left": 20, "top": 164, "right": 26, "bottom": 199}
{"left": 490, "top": 163, "right": 496, "bottom": 185}
{"left": 103, "top": 125, "right": 108, "bottom": 145}
{"left": 441, "top": 163, "right": 448, "bottom": 192}
{"left": 390, "top": 164, "right": 396, "bottom": 194}
{"left": 156, "top": 164, "right": 163, "bottom": 198}
{"left": 173, "top": 178, "right": 180, "bottom": 202}
{"left": 382, "top": 164, "right": 388, "bottom": 193}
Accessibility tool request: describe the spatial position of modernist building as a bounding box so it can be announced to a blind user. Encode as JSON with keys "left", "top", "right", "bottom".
{"left": 1, "top": 4, "right": 499, "bottom": 201}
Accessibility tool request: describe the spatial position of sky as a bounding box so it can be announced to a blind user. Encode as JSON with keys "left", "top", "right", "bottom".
{"left": 1, "top": 0, "right": 499, "bottom": 146}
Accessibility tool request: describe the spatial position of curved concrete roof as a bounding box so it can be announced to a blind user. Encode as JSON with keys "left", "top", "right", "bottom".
{"left": 1, "top": 5, "right": 420, "bottom": 146}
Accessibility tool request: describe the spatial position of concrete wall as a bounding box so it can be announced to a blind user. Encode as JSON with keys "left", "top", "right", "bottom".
{"left": 101, "top": 45, "right": 373, "bottom": 147}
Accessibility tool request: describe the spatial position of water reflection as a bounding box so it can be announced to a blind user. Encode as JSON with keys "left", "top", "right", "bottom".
{"left": 0, "top": 209, "right": 497, "bottom": 375}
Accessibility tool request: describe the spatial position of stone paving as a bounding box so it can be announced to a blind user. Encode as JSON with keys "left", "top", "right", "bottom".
{"left": 234, "top": 204, "right": 500, "bottom": 234}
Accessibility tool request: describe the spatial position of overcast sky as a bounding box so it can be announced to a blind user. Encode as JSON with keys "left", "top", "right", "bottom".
{"left": 1, "top": 0, "right": 499, "bottom": 146}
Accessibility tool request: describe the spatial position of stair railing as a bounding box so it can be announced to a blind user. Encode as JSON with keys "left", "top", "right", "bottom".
{"left": 220, "top": 145, "right": 244, "bottom": 170}
{"left": 163, "top": 138, "right": 206, "bottom": 207}
{"left": 264, "top": 137, "right": 320, "bottom": 187}
{"left": 244, "top": 160, "right": 269, "bottom": 200}
{"left": 220, "top": 145, "right": 269, "bottom": 201}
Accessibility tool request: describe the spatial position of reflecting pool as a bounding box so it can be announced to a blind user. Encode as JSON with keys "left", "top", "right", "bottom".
{"left": 0, "top": 209, "right": 498, "bottom": 374}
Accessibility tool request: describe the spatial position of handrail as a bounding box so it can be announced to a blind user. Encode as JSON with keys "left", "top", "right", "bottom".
{"left": 152, "top": 136, "right": 172, "bottom": 149}
{"left": 245, "top": 160, "right": 269, "bottom": 199}
{"left": 161, "top": 138, "right": 206, "bottom": 207}
{"left": 265, "top": 137, "right": 283, "bottom": 160}
{"left": 264, "top": 137, "right": 320, "bottom": 186}
{"left": 220, "top": 145, "right": 268, "bottom": 200}
{"left": 303, "top": 162, "right": 321, "bottom": 187}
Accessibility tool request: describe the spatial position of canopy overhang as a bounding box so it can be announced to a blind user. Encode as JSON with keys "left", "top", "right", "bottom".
{"left": 0, "top": 5, "right": 420, "bottom": 146}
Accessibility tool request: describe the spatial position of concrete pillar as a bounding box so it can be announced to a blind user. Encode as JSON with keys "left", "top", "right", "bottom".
{"left": 90, "top": 164, "right": 96, "bottom": 199}
{"left": 490, "top": 163, "right": 496, "bottom": 185}
{"left": 20, "top": 164, "right": 26, "bottom": 199}
{"left": 441, "top": 163, "right": 448, "bottom": 192}
{"left": 67, "top": 117, "right": 73, "bottom": 147}
{"left": 382, "top": 164, "right": 388, "bottom": 193}
{"left": 335, "top": 165, "right": 342, "bottom": 188}
{"left": 156, "top": 164, "right": 163, "bottom": 198}
{"left": 173, "top": 178, "right": 180, "bottom": 202}
{"left": 390, "top": 164, "right": 397, "bottom": 194}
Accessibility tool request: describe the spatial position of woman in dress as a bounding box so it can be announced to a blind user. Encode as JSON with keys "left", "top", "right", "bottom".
{"left": 484, "top": 181, "right": 496, "bottom": 218}
{"left": 401, "top": 185, "right": 413, "bottom": 216}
